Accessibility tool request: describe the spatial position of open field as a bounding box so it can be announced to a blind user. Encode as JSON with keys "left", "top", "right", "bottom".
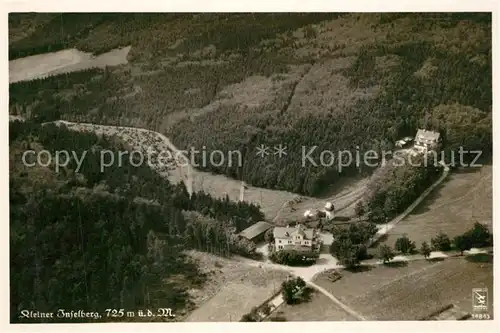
{"left": 9, "top": 46, "right": 131, "bottom": 83}
{"left": 184, "top": 251, "right": 289, "bottom": 322}
{"left": 377, "top": 165, "right": 492, "bottom": 247}
{"left": 314, "top": 257, "right": 493, "bottom": 320}
{"left": 273, "top": 156, "right": 409, "bottom": 227}
{"left": 267, "top": 289, "right": 358, "bottom": 321}
{"left": 273, "top": 176, "right": 369, "bottom": 225}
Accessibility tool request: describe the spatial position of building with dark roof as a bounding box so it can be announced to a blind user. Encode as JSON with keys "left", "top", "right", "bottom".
{"left": 238, "top": 221, "right": 274, "bottom": 243}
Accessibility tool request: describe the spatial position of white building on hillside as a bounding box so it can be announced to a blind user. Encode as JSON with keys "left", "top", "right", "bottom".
{"left": 273, "top": 224, "right": 318, "bottom": 251}
{"left": 414, "top": 129, "right": 441, "bottom": 153}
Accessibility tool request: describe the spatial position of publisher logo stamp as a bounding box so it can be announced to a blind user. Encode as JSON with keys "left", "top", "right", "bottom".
{"left": 472, "top": 288, "right": 488, "bottom": 312}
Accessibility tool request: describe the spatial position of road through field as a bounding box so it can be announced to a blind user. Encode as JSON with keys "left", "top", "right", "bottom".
{"left": 272, "top": 177, "right": 369, "bottom": 224}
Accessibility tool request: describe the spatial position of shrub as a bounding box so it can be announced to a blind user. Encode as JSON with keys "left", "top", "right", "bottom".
{"left": 270, "top": 249, "right": 318, "bottom": 266}
{"left": 240, "top": 313, "right": 257, "bottom": 322}
{"left": 240, "top": 306, "right": 260, "bottom": 322}
{"left": 260, "top": 303, "right": 272, "bottom": 316}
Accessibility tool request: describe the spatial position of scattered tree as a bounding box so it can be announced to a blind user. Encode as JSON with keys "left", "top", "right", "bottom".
{"left": 330, "top": 239, "right": 360, "bottom": 269}
{"left": 431, "top": 232, "right": 452, "bottom": 251}
{"left": 378, "top": 244, "right": 395, "bottom": 264}
{"left": 282, "top": 283, "right": 295, "bottom": 305}
{"left": 330, "top": 222, "right": 378, "bottom": 268}
{"left": 453, "top": 235, "right": 470, "bottom": 255}
{"left": 281, "top": 277, "right": 306, "bottom": 305}
{"left": 420, "top": 241, "right": 432, "bottom": 259}
{"left": 451, "top": 222, "right": 492, "bottom": 255}
{"left": 463, "top": 222, "right": 493, "bottom": 248}
{"left": 394, "top": 235, "right": 416, "bottom": 254}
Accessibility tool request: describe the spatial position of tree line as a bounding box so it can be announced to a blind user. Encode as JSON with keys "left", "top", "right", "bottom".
{"left": 328, "top": 221, "right": 492, "bottom": 269}
{"left": 374, "top": 222, "right": 492, "bottom": 265}
{"left": 361, "top": 154, "right": 442, "bottom": 224}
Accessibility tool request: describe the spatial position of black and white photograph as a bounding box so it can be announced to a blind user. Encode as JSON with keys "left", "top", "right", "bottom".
{"left": 3, "top": 2, "right": 497, "bottom": 331}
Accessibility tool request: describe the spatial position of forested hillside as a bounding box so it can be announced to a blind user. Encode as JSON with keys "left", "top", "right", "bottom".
{"left": 9, "top": 121, "right": 264, "bottom": 322}
{"left": 9, "top": 13, "right": 492, "bottom": 196}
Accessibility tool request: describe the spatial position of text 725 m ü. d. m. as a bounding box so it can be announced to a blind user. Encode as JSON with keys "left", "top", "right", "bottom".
{"left": 105, "top": 308, "right": 175, "bottom": 319}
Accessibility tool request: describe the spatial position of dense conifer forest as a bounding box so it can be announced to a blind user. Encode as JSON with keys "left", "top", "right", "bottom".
{"left": 10, "top": 121, "right": 263, "bottom": 322}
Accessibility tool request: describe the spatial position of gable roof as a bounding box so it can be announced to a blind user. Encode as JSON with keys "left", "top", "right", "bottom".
{"left": 238, "top": 221, "right": 274, "bottom": 240}
{"left": 415, "top": 129, "right": 440, "bottom": 142}
{"left": 274, "top": 224, "right": 315, "bottom": 240}
{"left": 293, "top": 224, "right": 306, "bottom": 237}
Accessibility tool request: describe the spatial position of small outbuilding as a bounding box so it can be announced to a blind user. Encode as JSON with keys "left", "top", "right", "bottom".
{"left": 238, "top": 221, "right": 274, "bottom": 243}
